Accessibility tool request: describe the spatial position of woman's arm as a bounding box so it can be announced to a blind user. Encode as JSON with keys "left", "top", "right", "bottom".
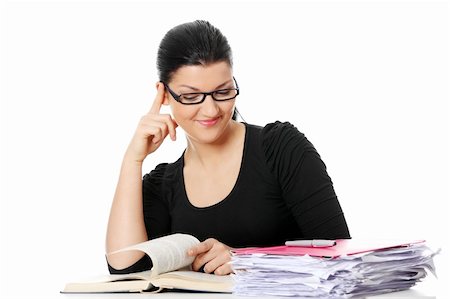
{"left": 262, "top": 121, "right": 350, "bottom": 239}
{"left": 105, "top": 158, "right": 148, "bottom": 270}
{"left": 105, "top": 82, "right": 177, "bottom": 270}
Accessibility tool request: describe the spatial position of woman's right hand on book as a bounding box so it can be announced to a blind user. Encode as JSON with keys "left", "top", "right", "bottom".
{"left": 125, "top": 82, "right": 178, "bottom": 163}
{"left": 188, "top": 238, "right": 233, "bottom": 276}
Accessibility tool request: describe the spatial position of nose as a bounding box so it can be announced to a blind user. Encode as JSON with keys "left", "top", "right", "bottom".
{"left": 201, "top": 94, "right": 220, "bottom": 117}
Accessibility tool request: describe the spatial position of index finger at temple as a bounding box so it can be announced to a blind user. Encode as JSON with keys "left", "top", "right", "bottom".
{"left": 149, "top": 82, "right": 165, "bottom": 114}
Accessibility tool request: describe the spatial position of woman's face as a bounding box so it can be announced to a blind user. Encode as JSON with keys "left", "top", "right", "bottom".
{"left": 163, "top": 61, "right": 237, "bottom": 145}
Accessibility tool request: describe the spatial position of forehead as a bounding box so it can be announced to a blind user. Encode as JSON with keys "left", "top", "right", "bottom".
{"left": 170, "top": 61, "right": 232, "bottom": 88}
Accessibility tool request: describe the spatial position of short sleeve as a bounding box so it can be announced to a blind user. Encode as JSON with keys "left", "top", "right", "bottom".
{"left": 142, "top": 163, "right": 172, "bottom": 240}
{"left": 262, "top": 121, "right": 350, "bottom": 239}
{"left": 106, "top": 163, "right": 171, "bottom": 274}
{"left": 107, "top": 254, "right": 152, "bottom": 274}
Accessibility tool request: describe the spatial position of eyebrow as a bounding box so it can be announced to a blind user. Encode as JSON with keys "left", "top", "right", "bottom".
{"left": 178, "top": 79, "right": 232, "bottom": 91}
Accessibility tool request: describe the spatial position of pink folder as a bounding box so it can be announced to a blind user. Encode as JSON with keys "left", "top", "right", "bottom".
{"left": 232, "top": 239, "right": 426, "bottom": 259}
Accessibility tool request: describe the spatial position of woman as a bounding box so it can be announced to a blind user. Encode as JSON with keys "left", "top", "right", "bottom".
{"left": 105, "top": 20, "right": 350, "bottom": 276}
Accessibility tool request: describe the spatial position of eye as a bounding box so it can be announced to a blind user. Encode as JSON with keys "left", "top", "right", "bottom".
{"left": 215, "top": 89, "right": 232, "bottom": 95}
{"left": 180, "top": 93, "right": 203, "bottom": 102}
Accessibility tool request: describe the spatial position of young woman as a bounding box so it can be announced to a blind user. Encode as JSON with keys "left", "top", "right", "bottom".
{"left": 105, "top": 20, "right": 350, "bottom": 276}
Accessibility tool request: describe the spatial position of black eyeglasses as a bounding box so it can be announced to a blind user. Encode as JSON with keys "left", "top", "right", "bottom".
{"left": 161, "top": 77, "right": 240, "bottom": 105}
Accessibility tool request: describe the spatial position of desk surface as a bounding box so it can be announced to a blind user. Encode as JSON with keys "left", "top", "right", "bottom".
{"left": 59, "top": 289, "right": 436, "bottom": 299}
{"left": 57, "top": 278, "right": 442, "bottom": 299}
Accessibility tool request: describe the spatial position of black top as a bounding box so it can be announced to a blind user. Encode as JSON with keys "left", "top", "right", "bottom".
{"left": 108, "top": 121, "right": 350, "bottom": 274}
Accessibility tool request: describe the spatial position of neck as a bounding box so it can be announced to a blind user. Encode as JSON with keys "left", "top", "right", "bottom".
{"left": 185, "top": 121, "right": 242, "bottom": 168}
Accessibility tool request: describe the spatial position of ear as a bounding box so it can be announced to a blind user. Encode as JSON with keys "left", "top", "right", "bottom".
{"left": 156, "top": 81, "right": 170, "bottom": 106}
{"left": 162, "top": 93, "right": 170, "bottom": 106}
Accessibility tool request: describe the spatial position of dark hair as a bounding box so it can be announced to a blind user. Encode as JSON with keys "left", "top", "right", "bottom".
{"left": 157, "top": 20, "right": 239, "bottom": 120}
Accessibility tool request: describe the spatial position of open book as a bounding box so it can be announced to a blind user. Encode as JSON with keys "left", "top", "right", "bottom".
{"left": 62, "top": 233, "right": 233, "bottom": 293}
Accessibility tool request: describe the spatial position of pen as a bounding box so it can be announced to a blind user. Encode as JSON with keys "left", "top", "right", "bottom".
{"left": 285, "top": 239, "right": 336, "bottom": 247}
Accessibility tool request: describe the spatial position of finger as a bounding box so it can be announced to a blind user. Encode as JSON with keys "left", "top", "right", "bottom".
{"left": 188, "top": 239, "right": 216, "bottom": 256}
{"left": 152, "top": 114, "right": 178, "bottom": 141}
{"left": 214, "top": 263, "right": 233, "bottom": 276}
{"left": 203, "top": 251, "right": 232, "bottom": 274}
{"left": 139, "top": 119, "right": 168, "bottom": 144}
{"left": 149, "top": 82, "right": 166, "bottom": 114}
{"left": 191, "top": 242, "right": 230, "bottom": 272}
{"left": 142, "top": 120, "right": 169, "bottom": 144}
{"left": 192, "top": 252, "right": 211, "bottom": 272}
{"left": 149, "top": 124, "right": 167, "bottom": 144}
{"left": 168, "top": 118, "right": 178, "bottom": 141}
{"left": 190, "top": 247, "right": 216, "bottom": 272}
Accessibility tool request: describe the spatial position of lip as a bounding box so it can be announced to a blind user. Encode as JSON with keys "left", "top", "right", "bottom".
{"left": 197, "top": 117, "right": 220, "bottom": 127}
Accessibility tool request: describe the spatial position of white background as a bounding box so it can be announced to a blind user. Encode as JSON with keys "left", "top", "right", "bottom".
{"left": 1, "top": 0, "right": 449, "bottom": 298}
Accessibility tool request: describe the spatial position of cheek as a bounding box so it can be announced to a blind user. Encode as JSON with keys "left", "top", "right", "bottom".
{"left": 169, "top": 100, "right": 236, "bottom": 123}
{"left": 170, "top": 104, "right": 196, "bottom": 122}
{"left": 223, "top": 101, "right": 236, "bottom": 115}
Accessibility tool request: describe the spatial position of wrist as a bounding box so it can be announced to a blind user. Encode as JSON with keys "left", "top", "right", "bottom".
{"left": 122, "top": 152, "right": 145, "bottom": 167}
{"left": 123, "top": 145, "right": 149, "bottom": 164}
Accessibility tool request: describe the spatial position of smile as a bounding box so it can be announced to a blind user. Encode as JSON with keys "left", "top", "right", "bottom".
{"left": 197, "top": 117, "right": 220, "bottom": 127}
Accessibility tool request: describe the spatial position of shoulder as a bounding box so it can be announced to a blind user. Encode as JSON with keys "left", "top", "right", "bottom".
{"left": 262, "top": 120, "right": 304, "bottom": 138}
{"left": 244, "top": 120, "right": 305, "bottom": 137}
{"left": 256, "top": 121, "right": 317, "bottom": 165}
{"left": 243, "top": 120, "right": 313, "bottom": 151}
{"left": 259, "top": 121, "right": 312, "bottom": 150}
{"left": 143, "top": 156, "right": 182, "bottom": 188}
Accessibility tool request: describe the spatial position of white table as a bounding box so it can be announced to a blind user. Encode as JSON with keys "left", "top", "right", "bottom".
{"left": 58, "top": 278, "right": 442, "bottom": 299}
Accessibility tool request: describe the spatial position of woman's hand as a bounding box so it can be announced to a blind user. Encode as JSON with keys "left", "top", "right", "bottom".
{"left": 188, "top": 238, "right": 233, "bottom": 276}
{"left": 125, "top": 82, "right": 178, "bottom": 163}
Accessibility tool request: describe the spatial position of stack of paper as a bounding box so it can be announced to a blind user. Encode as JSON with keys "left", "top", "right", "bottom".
{"left": 231, "top": 240, "right": 439, "bottom": 298}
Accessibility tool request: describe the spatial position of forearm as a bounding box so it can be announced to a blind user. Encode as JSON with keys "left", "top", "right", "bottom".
{"left": 104, "top": 82, "right": 177, "bottom": 271}
{"left": 286, "top": 152, "right": 350, "bottom": 239}
{"left": 105, "top": 156, "right": 148, "bottom": 269}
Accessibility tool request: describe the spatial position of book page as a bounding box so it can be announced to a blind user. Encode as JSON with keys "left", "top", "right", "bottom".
{"left": 153, "top": 271, "right": 234, "bottom": 293}
{"left": 61, "top": 270, "right": 156, "bottom": 293}
{"left": 109, "top": 234, "right": 200, "bottom": 276}
{"left": 159, "top": 270, "right": 233, "bottom": 284}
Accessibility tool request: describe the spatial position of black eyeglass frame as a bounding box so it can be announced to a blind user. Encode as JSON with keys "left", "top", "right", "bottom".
{"left": 161, "top": 77, "right": 240, "bottom": 105}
